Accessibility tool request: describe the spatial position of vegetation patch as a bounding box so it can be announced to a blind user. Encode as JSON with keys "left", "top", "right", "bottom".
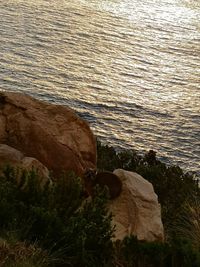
{"left": 0, "top": 141, "right": 199, "bottom": 267}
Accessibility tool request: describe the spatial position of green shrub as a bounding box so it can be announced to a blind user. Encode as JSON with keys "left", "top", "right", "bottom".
{"left": 113, "top": 235, "right": 200, "bottom": 267}
{"left": 0, "top": 167, "right": 113, "bottom": 267}
{"left": 97, "top": 141, "right": 200, "bottom": 236}
{"left": 0, "top": 141, "right": 199, "bottom": 267}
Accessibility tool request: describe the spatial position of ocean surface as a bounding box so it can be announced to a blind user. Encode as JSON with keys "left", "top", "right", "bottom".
{"left": 0, "top": 0, "right": 199, "bottom": 173}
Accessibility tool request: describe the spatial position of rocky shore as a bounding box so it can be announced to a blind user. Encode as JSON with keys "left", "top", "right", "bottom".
{"left": 0, "top": 91, "right": 164, "bottom": 242}
{"left": 0, "top": 91, "right": 199, "bottom": 267}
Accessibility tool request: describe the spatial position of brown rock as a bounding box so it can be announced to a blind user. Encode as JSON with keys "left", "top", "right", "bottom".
{"left": 0, "top": 91, "right": 96, "bottom": 177}
{"left": 21, "top": 157, "right": 51, "bottom": 187}
{"left": 0, "top": 144, "right": 51, "bottom": 187}
{"left": 0, "top": 144, "right": 23, "bottom": 168}
{"left": 0, "top": 114, "right": 6, "bottom": 142}
{"left": 109, "top": 169, "right": 164, "bottom": 242}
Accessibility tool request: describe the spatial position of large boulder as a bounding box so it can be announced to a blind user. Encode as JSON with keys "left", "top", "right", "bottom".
{"left": 0, "top": 91, "right": 96, "bottom": 177}
{"left": 109, "top": 169, "right": 164, "bottom": 242}
{"left": 0, "top": 144, "right": 51, "bottom": 187}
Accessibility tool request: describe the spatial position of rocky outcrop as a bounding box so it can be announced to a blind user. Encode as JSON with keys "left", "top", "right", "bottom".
{"left": 0, "top": 144, "right": 24, "bottom": 167}
{"left": 0, "top": 144, "right": 51, "bottom": 187}
{"left": 20, "top": 157, "right": 51, "bottom": 187}
{"left": 109, "top": 169, "right": 164, "bottom": 242}
{"left": 0, "top": 91, "right": 96, "bottom": 176}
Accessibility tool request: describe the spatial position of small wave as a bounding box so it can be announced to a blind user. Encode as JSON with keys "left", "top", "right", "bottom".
{"left": 0, "top": 0, "right": 199, "bottom": 173}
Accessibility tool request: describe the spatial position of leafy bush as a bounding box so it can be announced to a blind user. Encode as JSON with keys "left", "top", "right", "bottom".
{"left": 0, "top": 141, "right": 199, "bottom": 267}
{"left": 0, "top": 167, "right": 113, "bottom": 267}
{"left": 112, "top": 236, "right": 200, "bottom": 267}
{"left": 97, "top": 140, "right": 200, "bottom": 237}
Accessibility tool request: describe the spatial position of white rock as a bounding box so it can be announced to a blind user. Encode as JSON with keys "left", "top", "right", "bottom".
{"left": 109, "top": 169, "right": 164, "bottom": 242}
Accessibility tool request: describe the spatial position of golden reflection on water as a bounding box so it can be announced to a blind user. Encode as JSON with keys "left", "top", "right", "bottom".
{"left": 0, "top": 0, "right": 199, "bottom": 172}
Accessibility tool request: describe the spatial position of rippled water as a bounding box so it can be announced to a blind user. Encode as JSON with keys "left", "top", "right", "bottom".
{"left": 0, "top": 0, "right": 199, "bottom": 172}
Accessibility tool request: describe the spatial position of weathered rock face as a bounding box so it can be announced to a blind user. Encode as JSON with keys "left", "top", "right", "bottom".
{"left": 20, "top": 157, "right": 51, "bottom": 187}
{"left": 109, "top": 169, "right": 164, "bottom": 242}
{"left": 0, "top": 91, "right": 96, "bottom": 176}
{"left": 0, "top": 144, "right": 24, "bottom": 168}
{"left": 0, "top": 144, "right": 51, "bottom": 187}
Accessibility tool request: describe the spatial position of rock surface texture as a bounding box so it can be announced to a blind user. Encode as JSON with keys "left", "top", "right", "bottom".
{"left": 0, "top": 144, "right": 51, "bottom": 187}
{"left": 0, "top": 92, "right": 96, "bottom": 176}
{"left": 109, "top": 169, "right": 164, "bottom": 242}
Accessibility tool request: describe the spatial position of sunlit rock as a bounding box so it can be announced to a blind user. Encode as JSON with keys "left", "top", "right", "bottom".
{"left": 109, "top": 169, "right": 164, "bottom": 242}
{"left": 0, "top": 91, "right": 96, "bottom": 177}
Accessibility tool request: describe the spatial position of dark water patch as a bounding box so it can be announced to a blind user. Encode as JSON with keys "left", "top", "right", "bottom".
{"left": 77, "top": 111, "right": 97, "bottom": 123}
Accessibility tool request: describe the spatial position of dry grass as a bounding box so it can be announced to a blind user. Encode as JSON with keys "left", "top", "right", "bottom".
{"left": 0, "top": 238, "right": 49, "bottom": 267}
{"left": 173, "top": 196, "right": 200, "bottom": 251}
